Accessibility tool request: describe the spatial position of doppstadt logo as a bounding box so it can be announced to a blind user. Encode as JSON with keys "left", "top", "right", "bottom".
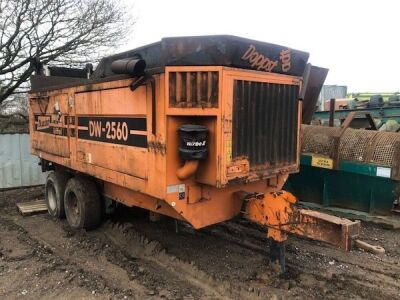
{"left": 241, "top": 45, "right": 291, "bottom": 73}
{"left": 36, "top": 115, "right": 51, "bottom": 130}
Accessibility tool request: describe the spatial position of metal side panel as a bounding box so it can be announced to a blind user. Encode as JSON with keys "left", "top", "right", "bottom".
{"left": 301, "top": 65, "right": 329, "bottom": 124}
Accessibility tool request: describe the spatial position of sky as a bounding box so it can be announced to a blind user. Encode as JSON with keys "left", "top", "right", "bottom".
{"left": 120, "top": 0, "right": 400, "bottom": 93}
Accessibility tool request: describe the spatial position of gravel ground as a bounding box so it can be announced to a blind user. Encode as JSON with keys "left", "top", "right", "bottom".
{"left": 0, "top": 186, "right": 399, "bottom": 299}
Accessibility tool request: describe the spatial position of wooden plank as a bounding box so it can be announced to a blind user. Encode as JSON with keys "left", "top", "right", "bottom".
{"left": 16, "top": 199, "right": 47, "bottom": 216}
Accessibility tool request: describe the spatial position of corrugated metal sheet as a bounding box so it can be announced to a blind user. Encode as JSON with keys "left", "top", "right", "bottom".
{"left": 318, "top": 85, "right": 347, "bottom": 110}
{"left": 0, "top": 134, "right": 46, "bottom": 189}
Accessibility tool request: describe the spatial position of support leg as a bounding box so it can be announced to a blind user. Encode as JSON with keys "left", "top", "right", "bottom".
{"left": 269, "top": 240, "right": 286, "bottom": 273}
{"left": 239, "top": 189, "right": 360, "bottom": 270}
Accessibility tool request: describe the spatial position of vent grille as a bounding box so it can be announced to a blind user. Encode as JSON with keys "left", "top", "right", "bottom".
{"left": 169, "top": 71, "right": 218, "bottom": 108}
{"left": 232, "top": 80, "right": 299, "bottom": 169}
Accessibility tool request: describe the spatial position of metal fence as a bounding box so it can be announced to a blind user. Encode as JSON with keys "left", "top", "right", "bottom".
{"left": 0, "top": 134, "right": 46, "bottom": 189}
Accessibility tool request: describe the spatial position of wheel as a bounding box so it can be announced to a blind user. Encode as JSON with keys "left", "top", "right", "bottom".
{"left": 64, "top": 177, "right": 102, "bottom": 230}
{"left": 45, "top": 171, "right": 68, "bottom": 218}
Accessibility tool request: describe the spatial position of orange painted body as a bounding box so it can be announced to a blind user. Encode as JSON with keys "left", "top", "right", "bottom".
{"left": 29, "top": 66, "right": 302, "bottom": 229}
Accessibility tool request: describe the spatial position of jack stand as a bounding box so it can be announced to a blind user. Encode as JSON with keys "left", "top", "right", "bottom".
{"left": 238, "top": 190, "right": 360, "bottom": 273}
{"left": 270, "top": 240, "right": 286, "bottom": 273}
{"left": 175, "top": 220, "right": 179, "bottom": 233}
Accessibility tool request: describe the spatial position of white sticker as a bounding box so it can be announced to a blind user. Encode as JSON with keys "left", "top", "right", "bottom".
{"left": 167, "top": 185, "right": 179, "bottom": 194}
{"left": 54, "top": 101, "right": 60, "bottom": 112}
{"left": 376, "top": 167, "right": 391, "bottom": 178}
{"left": 167, "top": 184, "right": 185, "bottom": 194}
{"left": 178, "top": 184, "right": 185, "bottom": 193}
{"left": 68, "top": 97, "right": 75, "bottom": 107}
{"left": 171, "top": 201, "right": 176, "bottom": 207}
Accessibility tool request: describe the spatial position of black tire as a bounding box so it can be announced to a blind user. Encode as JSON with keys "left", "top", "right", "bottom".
{"left": 45, "top": 171, "right": 69, "bottom": 218}
{"left": 64, "top": 177, "right": 102, "bottom": 230}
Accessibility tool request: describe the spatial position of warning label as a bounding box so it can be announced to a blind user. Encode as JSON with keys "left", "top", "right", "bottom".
{"left": 311, "top": 156, "right": 333, "bottom": 169}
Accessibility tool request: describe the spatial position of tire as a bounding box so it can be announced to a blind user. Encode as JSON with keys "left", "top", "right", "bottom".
{"left": 64, "top": 177, "right": 102, "bottom": 230}
{"left": 45, "top": 171, "right": 68, "bottom": 218}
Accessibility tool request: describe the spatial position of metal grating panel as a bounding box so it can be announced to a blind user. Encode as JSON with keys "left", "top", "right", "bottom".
{"left": 370, "top": 132, "right": 400, "bottom": 166}
{"left": 301, "top": 125, "right": 341, "bottom": 157}
{"left": 232, "top": 80, "right": 299, "bottom": 168}
{"left": 302, "top": 125, "right": 400, "bottom": 168}
{"left": 339, "top": 129, "right": 378, "bottom": 162}
{"left": 169, "top": 71, "right": 218, "bottom": 108}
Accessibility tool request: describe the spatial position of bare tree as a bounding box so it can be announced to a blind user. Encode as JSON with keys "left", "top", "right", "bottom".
{"left": 0, "top": 0, "right": 133, "bottom": 103}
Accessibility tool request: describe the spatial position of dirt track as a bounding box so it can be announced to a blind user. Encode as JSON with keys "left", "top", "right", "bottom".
{"left": 1, "top": 186, "right": 400, "bottom": 299}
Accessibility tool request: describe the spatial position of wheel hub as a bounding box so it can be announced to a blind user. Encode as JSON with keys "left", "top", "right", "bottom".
{"left": 47, "top": 184, "right": 57, "bottom": 211}
{"left": 67, "top": 192, "right": 80, "bottom": 225}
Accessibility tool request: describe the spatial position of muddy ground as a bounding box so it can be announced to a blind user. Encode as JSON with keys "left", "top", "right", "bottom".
{"left": 0, "top": 186, "right": 399, "bottom": 299}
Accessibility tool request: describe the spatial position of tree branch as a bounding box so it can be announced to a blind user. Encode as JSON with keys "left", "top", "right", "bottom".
{"left": 0, "top": 0, "right": 133, "bottom": 103}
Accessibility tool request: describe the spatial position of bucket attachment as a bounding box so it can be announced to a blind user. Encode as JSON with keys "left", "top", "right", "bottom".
{"left": 237, "top": 190, "right": 360, "bottom": 272}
